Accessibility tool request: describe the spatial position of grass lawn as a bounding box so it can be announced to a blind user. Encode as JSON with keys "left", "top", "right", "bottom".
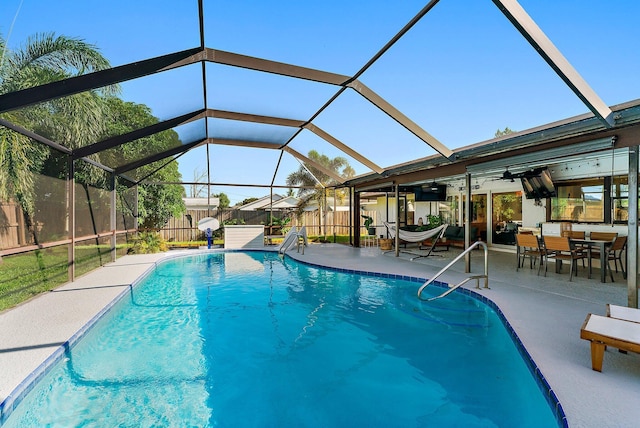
{"left": 0, "top": 235, "right": 359, "bottom": 312}
{"left": 0, "top": 244, "right": 125, "bottom": 312}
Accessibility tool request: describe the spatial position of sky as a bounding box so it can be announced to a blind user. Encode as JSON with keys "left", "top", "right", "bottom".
{"left": 1, "top": 0, "right": 639, "bottom": 204}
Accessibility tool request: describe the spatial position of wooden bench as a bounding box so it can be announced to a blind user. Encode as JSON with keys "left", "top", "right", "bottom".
{"left": 607, "top": 304, "right": 640, "bottom": 323}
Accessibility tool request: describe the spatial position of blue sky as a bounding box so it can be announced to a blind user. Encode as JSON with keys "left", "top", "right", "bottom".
{"left": 2, "top": 1, "right": 639, "bottom": 204}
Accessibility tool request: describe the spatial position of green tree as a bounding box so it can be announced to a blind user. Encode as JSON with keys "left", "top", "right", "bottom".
{"left": 495, "top": 127, "right": 515, "bottom": 138}
{"left": 99, "top": 98, "right": 185, "bottom": 229}
{"left": 237, "top": 197, "right": 258, "bottom": 207}
{"left": 213, "top": 192, "right": 230, "bottom": 208}
{"left": 0, "top": 32, "right": 115, "bottom": 239}
{"left": 286, "top": 150, "right": 354, "bottom": 231}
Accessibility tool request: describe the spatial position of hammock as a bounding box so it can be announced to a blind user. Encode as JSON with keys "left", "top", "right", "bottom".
{"left": 382, "top": 222, "right": 448, "bottom": 260}
{"left": 383, "top": 222, "right": 448, "bottom": 243}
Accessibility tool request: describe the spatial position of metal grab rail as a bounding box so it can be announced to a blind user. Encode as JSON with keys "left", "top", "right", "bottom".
{"left": 417, "top": 241, "right": 489, "bottom": 301}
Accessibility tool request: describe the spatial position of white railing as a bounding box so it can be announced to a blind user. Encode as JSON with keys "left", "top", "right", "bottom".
{"left": 417, "top": 241, "right": 489, "bottom": 301}
{"left": 278, "top": 228, "right": 300, "bottom": 255}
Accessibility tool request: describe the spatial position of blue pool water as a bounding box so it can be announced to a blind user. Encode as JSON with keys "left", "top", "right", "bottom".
{"left": 3, "top": 252, "right": 560, "bottom": 427}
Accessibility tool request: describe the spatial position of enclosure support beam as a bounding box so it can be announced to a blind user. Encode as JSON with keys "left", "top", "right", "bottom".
{"left": 354, "top": 191, "right": 361, "bottom": 248}
{"left": 110, "top": 173, "right": 117, "bottom": 263}
{"left": 349, "top": 187, "right": 354, "bottom": 247}
{"left": 68, "top": 159, "right": 76, "bottom": 282}
{"left": 628, "top": 145, "right": 639, "bottom": 308}
{"left": 464, "top": 173, "right": 472, "bottom": 273}
{"left": 395, "top": 184, "right": 400, "bottom": 257}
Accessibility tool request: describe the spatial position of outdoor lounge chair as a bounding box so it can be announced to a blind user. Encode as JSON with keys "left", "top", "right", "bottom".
{"left": 382, "top": 222, "right": 448, "bottom": 259}
{"left": 580, "top": 313, "right": 640, "bottom": 372}
{"left": 606, "top": 304, "right": 640, "bottom": 323}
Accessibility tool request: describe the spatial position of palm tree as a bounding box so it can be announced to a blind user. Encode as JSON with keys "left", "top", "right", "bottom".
{"left": 0, "top": 32, "right": 116, "bottom": 241}
{"left": 286, "top": 150, "right": 354, "bottom": 234}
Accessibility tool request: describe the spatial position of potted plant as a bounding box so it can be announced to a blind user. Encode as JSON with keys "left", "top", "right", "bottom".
{"left": 361, "top": 215, "right": 375, "bottom": 235}
{"left": 426, "top": 214, "right": 442, "bottom": 229}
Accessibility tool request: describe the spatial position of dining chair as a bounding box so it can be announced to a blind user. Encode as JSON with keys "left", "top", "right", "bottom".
{"left": 565, "top": 230, "right": 585, "bottom": 239}
{"left": 588, "top": 234, "right": 625, "bottom": 281}
{"left": 515, "top": 233, "right": 543, "bottom": 274}
{"left": 607, "top": 236, "right": 627, "bottom": 282}
{"left": 589, "top": 231, "right": 617, "bottom": 242}
{"left": 542, "top": 236, "right": 586, "bottom": 281}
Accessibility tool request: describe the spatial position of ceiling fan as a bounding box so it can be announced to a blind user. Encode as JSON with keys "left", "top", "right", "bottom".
{"left": 497, "top": 167, "right": 545, "bottom": 182}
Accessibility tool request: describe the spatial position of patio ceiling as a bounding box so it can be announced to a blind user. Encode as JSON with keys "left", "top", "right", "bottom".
{"left": 0, "top": 0, "right": 639, "bottom": 202}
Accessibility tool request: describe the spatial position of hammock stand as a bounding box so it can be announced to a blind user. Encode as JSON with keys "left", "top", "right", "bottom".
{"left": 382, "top": 222, "right": 449, "bottom": 260}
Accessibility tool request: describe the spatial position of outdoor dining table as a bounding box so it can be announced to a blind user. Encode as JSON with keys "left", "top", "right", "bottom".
{"left": 569, "top": 238, "right": 613, "bottom": 283}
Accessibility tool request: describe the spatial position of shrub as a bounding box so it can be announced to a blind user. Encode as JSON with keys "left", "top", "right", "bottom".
{"left": 128, "top": 232, "right": 168, "bottom": 254}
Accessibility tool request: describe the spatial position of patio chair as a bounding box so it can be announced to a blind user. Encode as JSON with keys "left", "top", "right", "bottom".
{"left": 543, "top": 235, "right": 586, "bottom": 281}
{"left": 589, "top": 231, "right": 617, "bottom": 242}
{"left": 590, "top": 236, "right": 627, "bottom": 281}
{"left": 607, "top": 236, "right": 627, "bottom": 281}
{"left": 515, "top": 233, "right": 543, "bottom": 274}
{"left": 580, "top": 313, "right": 640, "bottom": 372}
{"left": 563, "top": 230, "right": 585, "bottom": 239}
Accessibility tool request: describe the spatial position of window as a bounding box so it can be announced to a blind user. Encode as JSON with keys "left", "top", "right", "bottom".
{"left": 612, "top": 176, "right": 629, "bottom": 222}
{"left": 492, "top": 191, "right": 523, "bottom": 246}
{"left": 551, "top": 179, "right": 604, "bottom": 222}
{"left": 439, "top": 195, "right": 459, "bottom": 226}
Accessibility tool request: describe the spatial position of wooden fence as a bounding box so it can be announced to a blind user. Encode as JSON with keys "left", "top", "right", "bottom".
{"left": 2, "top": 199, "right": 377, "bottom": 248}
{"left": 0, "top": 200, "right": 26, "bottom": 249}
{"left": 158, "top": 209, "right": 378, "bottom": 242}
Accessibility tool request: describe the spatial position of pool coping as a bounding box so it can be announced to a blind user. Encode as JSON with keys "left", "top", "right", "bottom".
{"left": 0, "top": 249, "right": 567, "bottom": 427}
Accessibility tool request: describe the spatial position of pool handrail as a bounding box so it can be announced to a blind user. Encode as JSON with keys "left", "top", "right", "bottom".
{"left": 278, "top": 228, "right": 300, "bottom": 255}
{"left": 417, "top": 241, "right": 489, "bottom": 301}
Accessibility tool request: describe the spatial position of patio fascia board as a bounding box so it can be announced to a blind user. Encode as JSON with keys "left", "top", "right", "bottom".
{"left": 347, "top": 100, "right": 640, "bottom": 187}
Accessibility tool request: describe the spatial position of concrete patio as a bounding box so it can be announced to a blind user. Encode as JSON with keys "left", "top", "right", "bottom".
{"left": 1, "top": 244, "right": 638, "bottom": 427}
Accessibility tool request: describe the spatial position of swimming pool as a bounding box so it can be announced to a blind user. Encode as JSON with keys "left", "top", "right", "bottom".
{"left": 2, "top": 251, "right": 562, "bottom": 426}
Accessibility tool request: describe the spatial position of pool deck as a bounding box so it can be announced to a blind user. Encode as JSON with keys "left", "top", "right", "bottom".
{"left": 1, "top": 244, "right": 639, "bottom": 427}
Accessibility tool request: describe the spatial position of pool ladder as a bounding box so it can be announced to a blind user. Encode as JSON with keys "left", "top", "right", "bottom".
{"left": 278, "top": 227, "right": 307, "bottom": 256}
{"left": 417, "top": 241, "right": 489, "bottom": 301}
{"left": 278, "top": 230, "right": 299, "bottom": 255}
